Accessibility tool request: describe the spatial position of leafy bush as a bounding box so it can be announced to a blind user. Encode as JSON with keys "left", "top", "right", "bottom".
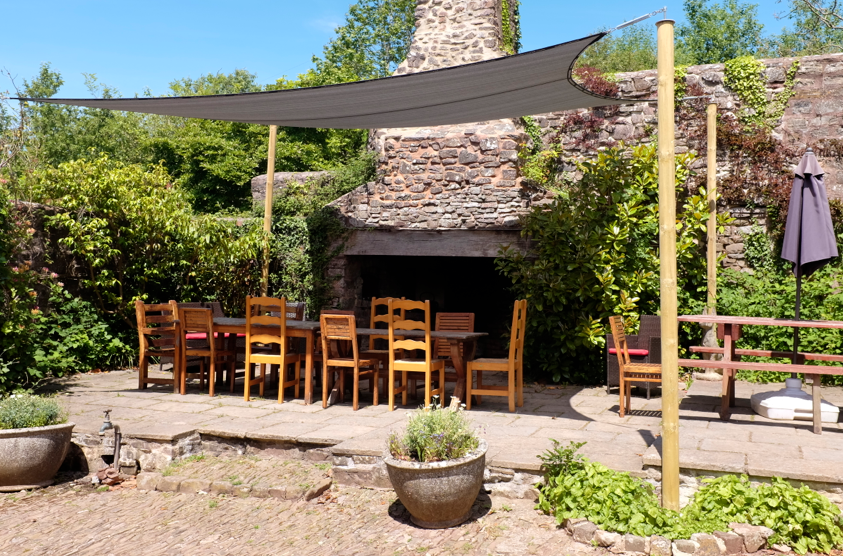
{"left": 11, "top": 155, "right": 267, "bottom": 322}
{"left": 0, "top": 394, "right": 67, "bottom": 429}
{"left": 683, "top": 475, "right": 843, "bottom": 554}
{"left": 0, "top": 266, "right": 132, "bottom": 393}
{"left": 387, "top": 399, "right": 480, "bottom": 463}
{"left": 497, "top": 144, "right": 727, "bottom": 383}
{"left": 537, "top": 442, "right": 843, "bottom": 554}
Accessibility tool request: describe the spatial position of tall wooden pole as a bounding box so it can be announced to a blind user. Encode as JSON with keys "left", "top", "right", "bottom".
{"left": 706, "top": 103, "right": 717, "bottom": 313}
{"left": 657, "top": 18, "right": 680, "bottom": 511}
{"left": 261, "top": 124, "right": 278, "bottom": 297}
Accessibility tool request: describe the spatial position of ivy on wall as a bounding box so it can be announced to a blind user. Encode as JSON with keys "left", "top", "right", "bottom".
{"left": 500, "top": 0, "right": 521, "bottom": 55}
{"left": 724, "top": 56, "right": 800, "bottom": 128}
{"left": 674, "top": 65, "right": 689, "bottom": 108}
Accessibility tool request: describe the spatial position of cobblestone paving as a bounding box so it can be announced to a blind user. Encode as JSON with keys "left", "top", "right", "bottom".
{"left": 0, "top": 478, "right": 604, "bottom": 556}
{"left": 159, "top": 455, "right": 330, "bottom": 491}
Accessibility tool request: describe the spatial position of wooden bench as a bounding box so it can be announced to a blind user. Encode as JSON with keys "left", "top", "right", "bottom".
{"left": 678, "top": 314, "right": 843, "bottom": 434}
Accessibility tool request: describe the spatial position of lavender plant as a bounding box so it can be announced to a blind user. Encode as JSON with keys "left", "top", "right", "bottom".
{"left": 387, "top": 398, "right": 480, "bottom": 463}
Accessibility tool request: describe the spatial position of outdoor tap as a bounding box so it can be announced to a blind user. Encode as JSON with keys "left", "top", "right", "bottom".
{"left": 98, "top": 409, "right": 121, "bottom": 470}
{"left": 99, "top": 409, "right": 113, "bottom": 435}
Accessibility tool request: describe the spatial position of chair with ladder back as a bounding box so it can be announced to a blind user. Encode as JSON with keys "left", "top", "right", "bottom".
{"left": 244, "top": 296, "right": 301, "bottom": 402}
{"left": 608, "top": 315, "right": 662, "bottom": 417}
{"left": 466, "top": 300, "right": 526, "bottom": 412}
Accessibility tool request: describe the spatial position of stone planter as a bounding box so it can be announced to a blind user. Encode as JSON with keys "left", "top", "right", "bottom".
{"left": 0, "top": 422, "right": 75, "bottom": 491}
{"left": 384, "top": 439, "right": 487, "bottom": 529}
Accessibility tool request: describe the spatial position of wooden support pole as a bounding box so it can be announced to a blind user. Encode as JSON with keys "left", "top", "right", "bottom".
{"left": 657, "top": 18, "right": 680, "bottom": 512}
{"left": 706, "top": 103, "right": 717, "bottom": 313}
{"left": 261, "top": 124, "right": 278, "bottom": 297}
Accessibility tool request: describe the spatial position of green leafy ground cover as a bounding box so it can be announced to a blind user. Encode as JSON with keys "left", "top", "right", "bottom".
{"left": 537, "top": 441, "right": 843, "bottom": 554}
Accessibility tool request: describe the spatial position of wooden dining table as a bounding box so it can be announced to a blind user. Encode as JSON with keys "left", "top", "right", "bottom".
{"left": 212, "top": 317, "right": 486, "bottom": 405}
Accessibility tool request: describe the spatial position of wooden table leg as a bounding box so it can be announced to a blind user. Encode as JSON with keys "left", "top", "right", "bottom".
{"left": 720, "top": 323, "right": 734, "bottom": 420}
{"left": 450, "top": 340, "right": 475, "bottom": 405}
{"left": 304, "top": 331, "right": 314, "bottom": 405}
{"left": 810, "top": 373, "right": 822, "bottom": 435}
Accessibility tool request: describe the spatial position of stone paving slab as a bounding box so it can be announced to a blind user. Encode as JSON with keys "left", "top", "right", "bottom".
{"left": 50, "top": 369, "right": 843, "bottom": 485}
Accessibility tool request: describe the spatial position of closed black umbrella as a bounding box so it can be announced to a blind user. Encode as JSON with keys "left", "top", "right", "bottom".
{"left": 780, "top": 148, "right": 838, "bottom": 368}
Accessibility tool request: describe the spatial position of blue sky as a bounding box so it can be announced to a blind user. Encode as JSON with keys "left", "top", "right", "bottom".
{"left": 3, "top": 0, "right": 794, "bottom": 98}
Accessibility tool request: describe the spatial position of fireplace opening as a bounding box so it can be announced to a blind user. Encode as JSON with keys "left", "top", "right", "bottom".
{"left": 354, "top": 255, "right": 516, "bottom": 358}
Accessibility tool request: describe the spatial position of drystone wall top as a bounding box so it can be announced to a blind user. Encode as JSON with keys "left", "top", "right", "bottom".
{"left": 533, "top": 53, "right": 843, "bottom": 200}
{"left": 251, "top": 171, "right": 332, "bottom": 203}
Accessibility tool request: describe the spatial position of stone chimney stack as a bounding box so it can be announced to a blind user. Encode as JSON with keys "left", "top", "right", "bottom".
{"left": 395, "top": 0, "right": 509, "bottom": 74}
{"left": 336, "top": 0, "right": 531, "bottom": 230}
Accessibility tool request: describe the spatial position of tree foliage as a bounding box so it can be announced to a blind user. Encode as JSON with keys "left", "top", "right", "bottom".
{"left": 577, "top": 25, "right": 658, "bottom": 73}
{"left": 763, "top": 0, "right": 843, "bottom": 55}
{"left": 292, "top": 0, "right": 416, "bottom": 87}
{"left": 677, "top": 0, "right": 765, "bottom": 64}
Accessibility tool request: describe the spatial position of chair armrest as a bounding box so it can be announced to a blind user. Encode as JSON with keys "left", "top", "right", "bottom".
{"left": 648, "top": 337, "right": 661, "bottom": 364}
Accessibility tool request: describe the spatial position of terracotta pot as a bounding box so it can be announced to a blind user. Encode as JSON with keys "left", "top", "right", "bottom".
{"left": 0, "top": 422, "right": 75, "bottom": 492}
{"left": 384, "top": 439, "right": 487, "bottom": 529}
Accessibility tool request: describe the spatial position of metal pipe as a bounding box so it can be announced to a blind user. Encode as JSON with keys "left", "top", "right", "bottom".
{"left": 112, "top": 425, "right": 121, "bottom": 470}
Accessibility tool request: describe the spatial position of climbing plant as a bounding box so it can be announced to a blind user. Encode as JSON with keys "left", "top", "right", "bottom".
{"left": 724, "top": 56, "right": 801, "bottom": 127}
{"left": 500, "top": 0, "right": 521, "bottom": 55}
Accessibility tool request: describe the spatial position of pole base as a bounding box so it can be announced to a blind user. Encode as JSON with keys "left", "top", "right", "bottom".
{"left": 750, "top": 379, "right": 840, "bottom": 422}
{"left": 693, "top": 371, "right": 723, "bottom": 382}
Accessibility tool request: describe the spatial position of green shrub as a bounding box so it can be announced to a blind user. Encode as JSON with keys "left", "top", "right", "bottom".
{"left": 0, "top": 265, "right": 132, "bottom": 394}
{"left": 497, "top": 143, "right": 727, "bottom": 383}
{"left": 537, "top": 442, "right": 843, "bottom": 554}
{"left": 387, "top": 399, "right": 480, "bottom": 462}
{"left": 0, "top": 394, "right": 67, "bottom": 429}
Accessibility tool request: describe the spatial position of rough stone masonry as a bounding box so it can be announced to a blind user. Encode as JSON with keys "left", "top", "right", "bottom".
{"left": 333, "top": 0, "right": 537, "bottom": 231}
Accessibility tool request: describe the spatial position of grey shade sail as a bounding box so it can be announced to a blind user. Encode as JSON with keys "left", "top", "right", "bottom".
{"left": 781, "top": 151, "right": 839, "bottom": 278}
{"left": 17, "top": 34, "right": 626, "bottom": 129}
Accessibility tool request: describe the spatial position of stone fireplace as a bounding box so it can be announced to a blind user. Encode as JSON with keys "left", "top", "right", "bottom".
{"left": 325, "top": 0, "right": 539, "bottom": 350}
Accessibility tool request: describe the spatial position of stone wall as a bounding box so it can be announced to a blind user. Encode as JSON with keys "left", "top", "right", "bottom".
{"left": 538, "top": 54, "right": 843, "bottom": 188}
{"left": 532, "top": 53, "right": 843, "bottom": 268}
{"left": 721, "top": 206, "right": 769, "bottom": 272}
{"left": 251, "top": 171, "right": 332, "bottom": 204}
{"left": 394, "top": 0, "right": 509, "bottom": 74}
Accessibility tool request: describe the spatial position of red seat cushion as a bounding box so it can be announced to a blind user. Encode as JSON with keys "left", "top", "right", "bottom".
{"left": 608, "top": 348, "right": 649, "bottom": 356}
{"left": 184, "top": 332, "right": 228, "bottom": 339}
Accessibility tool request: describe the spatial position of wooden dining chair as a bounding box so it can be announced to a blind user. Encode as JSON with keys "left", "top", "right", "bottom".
{"left": 286, "top": 301, "right": 306, "bottom": 321}
{"left": 178, "top": 307, "right": 236, "bottom": 397}
{"left": 360, "top": 297, "right": 402, "bottom": 367}
{"left": 466, "top": 300, "right": 526, "bottom": 412}
{"left": 320, "top": 312, "right": 379, "bottom": 410}
{"left": 387, "top": 299, "right": 445, "bottom": 410}
{"left": 244, "top": 296, "right": 301, "bottom": 402}
{"left": 608, "top": 315, "right": 662, "bottom": 417}
{"left": 135, "top": 300, "right": 184, "bottom": 393}
{"left": 173, "top": 301, "right": 237, "bottom": 390}
{"left": 409, "top": 312, "right": 475, "bottom": 398}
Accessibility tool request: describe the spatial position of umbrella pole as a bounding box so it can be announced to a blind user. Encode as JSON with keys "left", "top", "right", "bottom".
{"left": 792, "top": 178, "right": 804, "bottom": 376}
{"left": 657, "top": 18, "right": 680, "bottom": 512}
{"left": 261, "top": 124, "right": 278, "bottom": 297}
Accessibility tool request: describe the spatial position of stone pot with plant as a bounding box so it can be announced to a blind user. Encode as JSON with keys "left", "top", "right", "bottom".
{"left": 384, "top": 399, "right": 486, "bottom": 529}
{"left": 0, "top": 394, "right": 74, "bottom": 491}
